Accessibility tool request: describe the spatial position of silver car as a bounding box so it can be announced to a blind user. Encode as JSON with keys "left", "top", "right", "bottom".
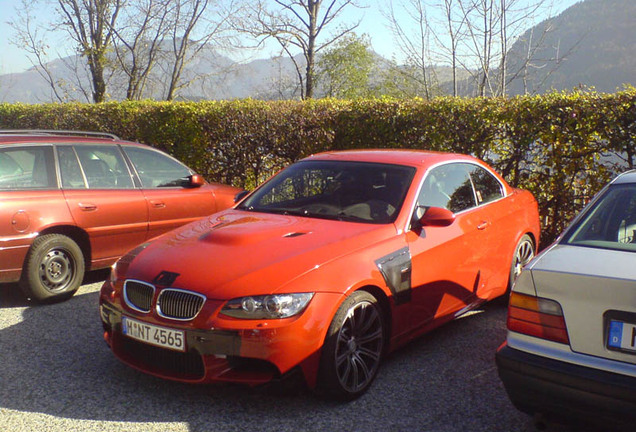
{"left": 496, "top": 171, "right": 636, "bottom": 429}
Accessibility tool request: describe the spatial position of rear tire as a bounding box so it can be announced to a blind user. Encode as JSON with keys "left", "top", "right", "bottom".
{"left": 20, "top": 234, "right": 85, "bottom": 302}
{"left": 508, "top": 234, "right": 535, "bottom": 292}
{"left": 316, "top": 291, "right": 385, "bottom": 400}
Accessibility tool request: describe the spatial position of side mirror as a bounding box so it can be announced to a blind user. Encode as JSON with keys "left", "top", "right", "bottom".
{"left": 234, "top": 190, "right": 249, "bottom": 203}
{"left": 418, "top": 206, "right": 455, "bottom": 227}
{"left": 188, "top": 174, "right": 205, "bottom": 188}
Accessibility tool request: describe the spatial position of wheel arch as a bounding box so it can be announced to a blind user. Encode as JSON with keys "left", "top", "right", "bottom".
{"left": 524, "top": 230, "right": 538, "bottom": 251}
{"left": 37, "top": 225, "right": 91, "bottom": 269}
{"left": 508, "top": 230, "right": 537, "bottom": 269}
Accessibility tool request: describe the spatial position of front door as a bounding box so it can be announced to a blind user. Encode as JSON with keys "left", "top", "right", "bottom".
{"left": 122, "top": 146, "right": 217, "bottom": 239}
{"left": 406, "top": 163, "right": 486, "bottom": 329}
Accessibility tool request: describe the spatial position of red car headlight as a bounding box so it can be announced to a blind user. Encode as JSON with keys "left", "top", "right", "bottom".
{"left": 221, "top": 293, "right": 314, "bottom": 319}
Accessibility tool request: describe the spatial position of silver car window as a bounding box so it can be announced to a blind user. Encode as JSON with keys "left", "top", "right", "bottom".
{"left": 566, "top": 184, "right": 636, "bottom": 252}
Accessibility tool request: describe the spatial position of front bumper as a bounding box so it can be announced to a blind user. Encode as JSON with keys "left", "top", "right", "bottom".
{"left": 99, "top": 287, "right": 342, "bottom": 387}
{"left": 496, "top": 342, "right": 636, "bottom": 428}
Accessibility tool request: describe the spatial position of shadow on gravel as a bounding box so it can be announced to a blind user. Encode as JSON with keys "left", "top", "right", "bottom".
{"left": 0, "top": 269, "right": 111, "bottom": 308}
{"left": 0, "top": 288, "right": 585, "bottom": 432}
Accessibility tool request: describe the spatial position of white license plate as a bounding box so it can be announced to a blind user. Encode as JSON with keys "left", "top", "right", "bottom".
{"left": 608, "top": 320, "right": 636, "bottom": 352}
{"left": 122, "top": 316, "right": 185, "bottom": 352}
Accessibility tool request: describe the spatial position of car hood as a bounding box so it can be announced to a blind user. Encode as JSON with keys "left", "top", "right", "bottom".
{"left": 125, "top": 209, "right": 394, "bottom": 299}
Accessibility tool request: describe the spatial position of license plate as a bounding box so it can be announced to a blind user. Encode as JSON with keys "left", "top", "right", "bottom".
{"left": 122, "top": 316, "right": 185, "bottom": 352}
{"left": 608, "top": 320, "right": 636, "bottom": 353}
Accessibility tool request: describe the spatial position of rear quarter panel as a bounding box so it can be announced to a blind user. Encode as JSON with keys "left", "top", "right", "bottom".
{"left": 0, "top": 190, "right": 73, "bottom": 282}
{"left": 481, "top": 188, "right": 540, "bottom": 298}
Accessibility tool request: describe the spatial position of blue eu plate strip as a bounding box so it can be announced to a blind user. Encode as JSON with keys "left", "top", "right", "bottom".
{"left": 608, "top": 320, "right": 623, "bottom": 348}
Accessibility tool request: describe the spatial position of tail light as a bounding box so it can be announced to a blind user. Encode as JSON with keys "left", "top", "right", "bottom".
{"left": 507, "top": 292, "right": 569, "bottom": 344}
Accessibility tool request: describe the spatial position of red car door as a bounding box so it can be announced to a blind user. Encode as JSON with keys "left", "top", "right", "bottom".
{"left": 121, "top": 146, "right": 217, "bottom": 240}
{"left": 58, "top": 145, "right": 148, "bottom": 266}
{"left": 406, "top": 163, "right": 488, "bottom": 330}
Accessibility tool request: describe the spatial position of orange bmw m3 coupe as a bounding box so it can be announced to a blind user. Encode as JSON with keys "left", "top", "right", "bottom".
{"left": 100, "top": 150, "right": 540, "bottom": 399}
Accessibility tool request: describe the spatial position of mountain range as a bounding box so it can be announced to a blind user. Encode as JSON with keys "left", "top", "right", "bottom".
{"left": 506, "top": 0, "right": 636, "bottom": 94}
{"left": 0, "top": 0, "right": 634, "bottom": 103}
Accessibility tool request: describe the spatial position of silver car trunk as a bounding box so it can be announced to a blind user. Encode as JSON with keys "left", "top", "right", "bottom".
{"left": 530, "top": 243, "right": 636, "bottom": 365}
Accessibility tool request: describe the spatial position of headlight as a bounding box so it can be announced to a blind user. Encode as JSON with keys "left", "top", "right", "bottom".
{"left": 221, "top": 293, "right": 314, "bottom": 319}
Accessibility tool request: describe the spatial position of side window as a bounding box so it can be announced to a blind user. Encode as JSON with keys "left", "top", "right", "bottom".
{"left": 0, "top": 146, "right": 55, "bottom": 190}
{"left": 74, "top": 145, "right": 134, "bottom": 189}
{"left": 58, "top": 146, "right": 87, "bottom": 189}
{"left": 468, "top": 165, "right": 504, "bottom": 205}
{"left": 123, "top": 146, "right": 192, "bottom": 188}
{"left": 418, "top": 163, "right": 476, "bottom": 213}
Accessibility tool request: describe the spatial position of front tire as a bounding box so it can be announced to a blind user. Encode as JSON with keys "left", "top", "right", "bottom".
{"left": 20, "top": 234, "right": 85, "bottom": 302}
{"left": 316, "top": 291, "right": 385, "bottom": 400}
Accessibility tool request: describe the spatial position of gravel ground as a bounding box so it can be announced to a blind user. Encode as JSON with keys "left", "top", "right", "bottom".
{"left": 1, "top": 274, "right": 587, "bottom": 432}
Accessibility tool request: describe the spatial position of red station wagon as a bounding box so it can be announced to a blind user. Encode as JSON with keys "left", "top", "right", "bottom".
{"left": 0, "top": 130, "right": 242, "bottom": 302}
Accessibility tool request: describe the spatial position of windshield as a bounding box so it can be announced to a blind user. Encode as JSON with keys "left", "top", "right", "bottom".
{"left": 238, "top": 160, "right": 416, "bottom": 224}
{"left": 565, "top": 184, "right": 636, "bottom": 252}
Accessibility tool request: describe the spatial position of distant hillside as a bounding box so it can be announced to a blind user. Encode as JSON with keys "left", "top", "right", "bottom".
{"left": 506, "top": 0, "right": 636, "bottom": 94}
{"left": 0, "top": 47, "right": 302, "bottom": 103}
{"left": 1, "top": 0, "right": 635, "bottom": 102}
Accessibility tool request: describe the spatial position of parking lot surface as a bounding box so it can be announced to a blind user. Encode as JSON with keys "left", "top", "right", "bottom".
{"left": 1, "top": 275, "right": 586, "bottom": 432}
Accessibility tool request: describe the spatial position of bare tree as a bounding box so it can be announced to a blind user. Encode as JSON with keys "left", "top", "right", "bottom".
{"left": 110, "top": 0, "right": 171, "bottom": 100}
{"left": 162, "top": 0, "right": 241, "bottom": 101}
{"left": 438, "top": 0, "right": 471, "bottom": 96}
{"left": 9, "top": 0, "right": 67, "bottom": 102}
{"left": 385, "top": 0, "right": 475, "bottom": 97}
{"left": 55, "top": 0, "right": 122, "bottom": 103}
{"left": 458, "top": 0, "right": 497, "bottom": 96}
{"left": 385, "top": 0, "right": 436, "bottom": 99}
{"left": 111, "top": 0, "right": 241, "bottom": 101}
{"left": 459, "top": 0, "right": 550, "bottom": 96}
{"left": 496, "top": 0, "right": 549, "bottom": 95}
{"left": 387, "top": 0, "right": 556, "bottom": 97}
{"left": 505, "top": 8, "right": 583, "bottom": 95}
{"left": 241, "top": 0, "right": 362, "bottom": 99}
{"left": 59, "top": 53, "right": 98, "bottom": 102}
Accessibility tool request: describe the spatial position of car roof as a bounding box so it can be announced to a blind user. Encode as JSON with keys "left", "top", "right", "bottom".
{"left": 0, "top": 130, "right": 146, "bottom": 147}
{"left": 612, "top": 170, "right": 636, "bottom": 185}
{"left": 305, "top": 149, "right": 483, "bottom": 168}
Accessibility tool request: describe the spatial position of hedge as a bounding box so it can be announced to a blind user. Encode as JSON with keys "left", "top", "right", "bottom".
{"left": 1, "top": 89, "right": 635, "bottom": 246}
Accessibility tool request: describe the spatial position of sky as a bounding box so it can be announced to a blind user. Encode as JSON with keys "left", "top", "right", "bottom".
{"left": 0, "top": 0, "right": 581, "bottom": 75}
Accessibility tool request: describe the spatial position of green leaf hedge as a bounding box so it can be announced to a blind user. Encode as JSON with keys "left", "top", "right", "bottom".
{"left": 2, "top": 89, "right": 635, "bottom": 246}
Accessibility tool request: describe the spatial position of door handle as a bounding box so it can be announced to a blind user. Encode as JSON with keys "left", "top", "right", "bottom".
{"left": 477, "top": 221, "right": 490, "bottom": 230}
{"left": 150, "top": 200, "right": 166, "bottom": 209}
{"left": 78, "top": 203, "right": 97, "bottom": 211}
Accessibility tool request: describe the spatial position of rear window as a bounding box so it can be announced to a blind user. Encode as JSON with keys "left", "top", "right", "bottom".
{"left": 0, "top": 146, "right": 56, "bottom": 190}
{"left": 565, "top": 184, "right": 636, "bottom": 252}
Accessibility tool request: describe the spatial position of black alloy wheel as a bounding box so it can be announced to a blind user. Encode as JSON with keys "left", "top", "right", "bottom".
{"left": 317, "top": 290, "right": 385, "bottom": 400}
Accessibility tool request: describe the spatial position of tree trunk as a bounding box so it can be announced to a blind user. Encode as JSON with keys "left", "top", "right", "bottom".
{"left": 305, "top": 0, "right": 318, "bottom": 99}
{"left": 89, "top": 53, "right": 106, "bottom": 103}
